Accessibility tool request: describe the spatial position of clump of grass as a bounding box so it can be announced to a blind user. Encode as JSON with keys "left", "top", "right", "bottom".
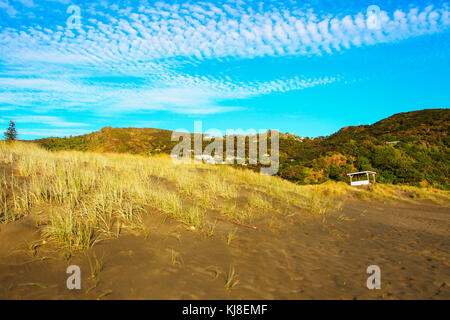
{"left": 24, "top": 239, "right": 40, "bottom": 258}
{"left": 248, "top": 192, "right": 273, "bottom": 213}
{"left": 171, "top": 249, "right": 180, "bottom": 265}
{"left": 87, "top": 253, "right": 104, "bottom": 281}
{"left": 226, "top": 229, "right": 237, "bottom": 246}
{"left": 1, "top": 192, "right": 11, "bottom": 222}
{"left": 365, "top": 184, "right": 397, "bottom": 200}
{"left": 224, "top": 266, "right": 239, "bottom": 291}
{"left": 42, "top": 208, "right": 95, "bottom": 251}
{"left": 205, "top": 220, "right": 217, "bottom": 237}
{"left": 203, "top": 173, "right": 238, "bottom": 200}
{"left": 187, "top": 206, "right": 204, "bottom": 227}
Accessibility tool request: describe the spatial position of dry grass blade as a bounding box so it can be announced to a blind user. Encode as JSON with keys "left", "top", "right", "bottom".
{"left": 18, "top": 282, "right": 47, "bottom": 289}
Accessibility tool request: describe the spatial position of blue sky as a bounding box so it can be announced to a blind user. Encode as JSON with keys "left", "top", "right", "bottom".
{"left": 0, "top": 0, "right": 449, "bottom": 139}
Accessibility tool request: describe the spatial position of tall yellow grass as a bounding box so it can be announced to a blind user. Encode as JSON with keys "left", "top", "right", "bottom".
{"left": 1, "top": 141, "right": 448, "bottom": 251}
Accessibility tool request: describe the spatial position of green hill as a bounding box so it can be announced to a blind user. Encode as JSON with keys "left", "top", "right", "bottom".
{"left": 278, "top": 109, "right": 449, "bottom": 188}
{"left": 35, "top": 127, "right": 180, "bottom": 155}
{"left": 34, "top": 109, "right": 450, "bottom": 189}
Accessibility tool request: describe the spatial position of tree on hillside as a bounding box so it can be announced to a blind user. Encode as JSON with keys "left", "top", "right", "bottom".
{"left": 3, "top": 120, "right": 18, "bottom": 141}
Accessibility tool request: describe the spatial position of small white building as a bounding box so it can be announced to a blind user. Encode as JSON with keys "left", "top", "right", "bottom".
{"left": 347, "top": 171, "right": 377, "bottom": 186}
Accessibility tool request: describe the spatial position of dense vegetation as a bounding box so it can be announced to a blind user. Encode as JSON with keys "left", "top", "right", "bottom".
{"left": 34, "top": 109, "right": 449, "bottom": 189}
{"left": 278, "top": 109, "right": 449, "bottom": 189}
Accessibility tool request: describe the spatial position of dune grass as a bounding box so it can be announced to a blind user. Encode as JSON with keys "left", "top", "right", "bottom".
{"left": 224, "top": 265, "right": 239, "bottom": 291}
{"left": 365, "top": 183, "right": 450, "bottom": 204}
{"left": 0, "top": 141, "right": 448, "bottom": 251}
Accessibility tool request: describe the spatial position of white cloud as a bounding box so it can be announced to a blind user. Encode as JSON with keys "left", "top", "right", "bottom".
{"left": 0, "top": 78, "right": 79, "bottom": 91}
{"left": 2, "top": 3, "right": 449, "bottom": 65}
{"left": 0, "top": 1, "right": 449, "bottom": 116}
{"left": 18, "top": 128, "right": 91, "bottom": 138}
{"left": 16, "top": 0, "right": 34, "bottom": 7}
{"left": 3, "top": 115, "right": 88, "bottom": 127}
{"left": 0, "top": 0, "right": 17, "bottom": 17}
{"left": 0, "top": 74, "right": 337, "bottom": 114}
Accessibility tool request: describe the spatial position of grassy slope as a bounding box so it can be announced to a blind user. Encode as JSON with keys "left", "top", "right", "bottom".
{"left": 1, "top": 142, "right": 448, "bottom": 252}
{"left": 34, "top": 127, "right": 179, "bottom": 154}
{"left": 33, "top": 109, "right": 450, "bottom": 189}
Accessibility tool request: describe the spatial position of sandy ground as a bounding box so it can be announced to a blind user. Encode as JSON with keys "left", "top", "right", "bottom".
{"left": 0, "top": 198, "right": 449, "bottom": 300}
